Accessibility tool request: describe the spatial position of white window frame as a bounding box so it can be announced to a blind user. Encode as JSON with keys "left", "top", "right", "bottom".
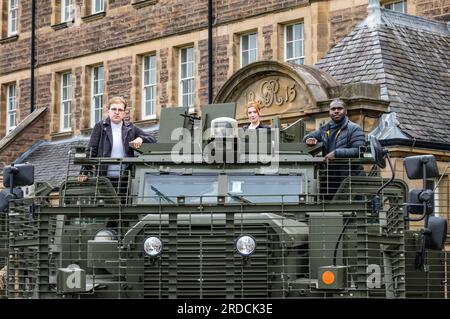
{"left": 60, "top": 72, "right": 72, "bottom": 132}
{"left": 91, "top": 65, "right": 104, "bottom": 127}
{"left": 142, "top": 54, "right": 157, "bottom": 120}
{"left": 61, "top": 0, "right": 73, "bottom": 22}
{"left": 179, "top": 46, "right": 195, "bottom": 112}
{"left": 8, "top": 0, "right": 18, "bottom": 36}
{"left": 383, "top": 0, "right": 407, "bottom": 13}
{"left": 92, "top": 0, "right": 104, "bottom": 14}
{"left": 434, "top": 185, "right": 440, "bottom": 216}
{"left": 240, "top": 33, "right": 258, "bottom": 68}
{"left": 285, "top": 22, "right": 304, "bottom": 65}
{"left": 7, "top": 83, "right": 16, "bottom": 132}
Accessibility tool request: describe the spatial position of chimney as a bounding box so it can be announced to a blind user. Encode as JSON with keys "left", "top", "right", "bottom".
{"left": 366, "top": 0, "right": 381, "bottom": 28}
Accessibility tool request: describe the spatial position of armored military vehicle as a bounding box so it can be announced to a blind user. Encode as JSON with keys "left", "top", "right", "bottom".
{"left": 0, "top": 103, "right": 447, "bottom": 298}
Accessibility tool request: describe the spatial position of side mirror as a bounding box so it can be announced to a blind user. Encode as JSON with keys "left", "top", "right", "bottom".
{"left": 0, "top": 188, "right": 24, "bottom": 212}
{"left": 3, "top": 163, "right": 34, "bottom": 187}
{"left": 370, "top": 137, "right": 386, "bottom": 168}
{"left": 403, "top": 155, "right": 439, "bottom": 180}
{"left": 406, "top": 188, "right": 434, "bottom": 215}
{"left": 425, "top": 216, "right": 447, "bottom": 250}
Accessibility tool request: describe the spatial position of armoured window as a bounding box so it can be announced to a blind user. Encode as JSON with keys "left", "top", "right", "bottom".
{"left": 227, "top": 175, "right": 303, "bottom": 203}
{"left": 7, "top": 83, "right": 16, "bottom": 132}
{"left": 383, "top": 0, "right": 407, "bottom": 13}
{"left": 91, "top": 65, "right": 104, "bottom": 127}
{"left": 61, "top": 0, "right": 73, "bottom": 22}
{"left": 92, "top": 0, "right": 104, "bottom": 14}
{"left": 142, "top": 54, "right": 157, "bottom": 119}
{"left": 8, "top": 0, "right": 18, "bottom": 36}
{"left": 143, "top": 173, "right": 218, "bottom": 204}
{"left": 179, "top": 46, "right": 195, "bottom": 111}
{"left": 60, "top": 72, "right": 72, "bottom": 131}
{"left": 285, "top": 23, "right": 304, "bottom": 65}
{"left": 240, "top": 33, "right": 258, "bottom": 67}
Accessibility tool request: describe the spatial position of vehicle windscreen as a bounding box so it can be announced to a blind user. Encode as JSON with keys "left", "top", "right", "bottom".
{"left": 143, "top": 173, "right": 219, "bottom": 204}
{"left": 227, "top": 175, "right": 302, "bottom": 203}
{"left": 142, "top": 173, "right": 303, "bottom": 204}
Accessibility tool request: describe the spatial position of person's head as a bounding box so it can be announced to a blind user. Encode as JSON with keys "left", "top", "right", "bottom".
{"left": 329, "top": 98, "right": 347, "bottom": 123}
{"left": 107, "top": 96, "right": 127, "bottom": 124}
{"left": 246, "top": 100, "right": 261, "bottom": 125}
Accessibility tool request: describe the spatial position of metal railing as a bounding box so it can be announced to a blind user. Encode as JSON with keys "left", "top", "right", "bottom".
{"left": 1, "top": 149, "right": 449, "bottom": 299}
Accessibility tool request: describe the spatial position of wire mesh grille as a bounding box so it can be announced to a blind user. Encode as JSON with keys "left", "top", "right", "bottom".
{"left": 1, "top": 151, "right": 449, "bottom": 299}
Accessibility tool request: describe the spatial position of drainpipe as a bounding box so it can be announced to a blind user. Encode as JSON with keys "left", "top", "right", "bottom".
{"left": 30, "top": 0, "right": 36, "bottom": 113}
{"left": 208, "top": 0, "right": 213, "bottom": 104}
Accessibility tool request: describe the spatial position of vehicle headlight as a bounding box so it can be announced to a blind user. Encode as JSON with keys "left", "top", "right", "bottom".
{"left": 143, "top": 236, "right": 163, "bottom": 257}
{"left": 235, "top": 235, "right": 256, "bottom": 256}
{"left": 93, "top": 229, "right": 117, "bottom": 241}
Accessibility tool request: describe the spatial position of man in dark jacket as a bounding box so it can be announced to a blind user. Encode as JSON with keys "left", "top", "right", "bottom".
{"left": 303, "top": 98, "right": 365, "bottom": 197}
{"left": 78, "top": 96, "right": 156, "bottom": 182}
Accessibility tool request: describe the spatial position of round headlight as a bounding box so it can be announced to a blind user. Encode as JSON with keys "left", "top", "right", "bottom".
{"left": 93, "top": 229, "right": 117, "bottom": 241}
{"left": 235, "top": 235, "right": 256, "bottom": 256}
{"left": 143, "top": 236, "right": 163, "bottom": 257}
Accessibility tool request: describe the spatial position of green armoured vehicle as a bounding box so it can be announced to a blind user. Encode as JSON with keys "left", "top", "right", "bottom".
{"left": 0, "top": 103, "right": 447, "bottom": 298}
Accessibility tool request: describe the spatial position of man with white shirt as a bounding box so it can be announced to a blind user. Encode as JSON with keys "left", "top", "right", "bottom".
{"left": 78, "top": 96, "right": 156, "bottom": 184}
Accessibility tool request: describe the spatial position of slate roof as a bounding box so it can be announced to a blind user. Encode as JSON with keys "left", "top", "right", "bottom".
{"left": 316, "top": 8, "right": 450, "bottom": 147}
{"left": 15, "top": 136, "right": 90, "bottom": 188}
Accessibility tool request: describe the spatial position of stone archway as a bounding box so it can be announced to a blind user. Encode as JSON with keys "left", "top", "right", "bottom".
{"left": 214, "top": 61, "right": 339, "bottom": 123}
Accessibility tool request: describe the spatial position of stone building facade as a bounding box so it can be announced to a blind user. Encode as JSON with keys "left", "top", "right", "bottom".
{"left": 0, "top": 0, "right": 449, "bottom": 195}
{"left": 0, "top": 0, "right": 448, "bottom": 143}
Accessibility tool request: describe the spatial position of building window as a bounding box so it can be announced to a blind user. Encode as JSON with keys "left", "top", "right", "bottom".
{"left": 8, "top": 0, "right": 18, "bottom": 36}
{"left": 383, "top": 0, "right": 407, "bottom": 13}
{"left": 91, "top": 65, "right": 104, "bottom": 127}
{"left": 285, "top": 23, "right": 304, "bottom": 65}
{"left": 179, "top": 46, "right": 195, "bottom": 110}
{"left": 435, "top": 176, "right": 449, "bottom": 230}
{"left": 240, "top": 33, "right": 258, "bottom": 67}
{"left": 142, "top": 54, "right": 157, "bottom": 119}
{"left": 61, "top": 0, "right": 73, "bottom": 22}
{"left": 7, "top": 83, "right": 16, "bottom": 132}
{"left": 60, "top": 72, "right": 72, "bottom": 131}
{"left": 92, "top": 0, "right": 104, "bottom": 14}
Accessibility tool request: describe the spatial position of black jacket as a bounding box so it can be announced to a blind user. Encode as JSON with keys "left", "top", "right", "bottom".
{"left": 303, "top": 117, "right": 365, "bottom": 158}
{"left": 80, "top": 118, "right": 156, "bottom": 176}
{"left": 303, "top": 117, "right": 365, "bottom": 194}
{"left": 243, "top": 123, "right": 271, "bottom": 131}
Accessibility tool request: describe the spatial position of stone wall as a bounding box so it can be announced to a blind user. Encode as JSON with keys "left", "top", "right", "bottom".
{"left": 1, "top": 0, "right": 448, "bottom": 141}
{"left": 329, "top": 4, "right": 367, "bottom": 49}
{"left": 416, "top": 0, "right": 450, "bottom": 21}
{"left": 0, "top": 109, "right": 47, "bottom": 171}
{"left": 0, "top": 0, "right": 309, "bottom": 75}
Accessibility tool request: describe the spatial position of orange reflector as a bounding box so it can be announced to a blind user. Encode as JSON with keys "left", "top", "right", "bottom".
{"left": 322, "top": 271, "right": 335, "bottom": 285}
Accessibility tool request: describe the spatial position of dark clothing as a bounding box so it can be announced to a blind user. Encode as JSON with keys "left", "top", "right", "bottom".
{"left": 326, "top": 120, "right": 344, "bottom": 152}
{"left": 303, "top": 117, "right": 365, "bottom": 158}
{"left": 243, "top": 123, "right": 271, "bottom": 131}
{"left": 303, "top": 116, "right": 365, "bottom": 197}
{"left": 80, "top": 118, "right": 156, "bottom": 176}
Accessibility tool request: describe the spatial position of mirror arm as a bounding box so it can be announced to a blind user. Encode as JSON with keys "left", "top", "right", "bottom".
{"left": 422, "top": 157, "right": 428, "bottom": 189}
{"left": 407, "top": 160, "right": 432, "bottom": 222}
{"left": 376, "top": 152, "right": 395, "bottom": 196}
{"left": 372, "top": 151, "right": 395, "bottom": 216}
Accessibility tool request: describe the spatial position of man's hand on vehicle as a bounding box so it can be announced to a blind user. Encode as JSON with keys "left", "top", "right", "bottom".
{"left": 78, "top": 175, "right": 88, "bottom": 182}
{"left": 305, "top": 138, "right": 318, "bottom": 146}
{"left": 130, "top": 137, "right": 144, "bottom": 149}
{"left": 324, "top": 150, "right": 336, "bottom": 161}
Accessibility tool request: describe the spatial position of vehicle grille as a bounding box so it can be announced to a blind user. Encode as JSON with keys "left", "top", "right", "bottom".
{"left": 142, "top": 224, "right": 272, "bottom": 298}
